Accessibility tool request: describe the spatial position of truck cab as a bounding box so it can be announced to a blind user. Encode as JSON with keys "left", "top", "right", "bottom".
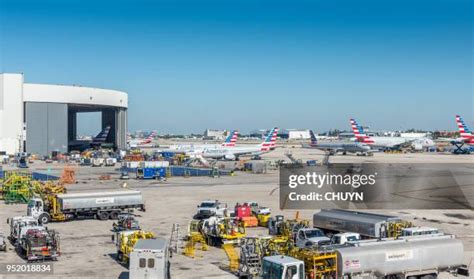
{"left": 262, "top": 255, "right": 304, "bottom": 279}
{"left": 27, "top": 198, "right": 49, "bottom": 224}
{"left": 8, "top": 216, "right": 39, "bottom": 243}
{"left": 295, "top": 228, "right": 331, "bottom": 248}
{"left": 331, "top": 232, "right": 361, "bottom": 245}
{"left": 195, "top": 200, "right": 229, "bottom": 219}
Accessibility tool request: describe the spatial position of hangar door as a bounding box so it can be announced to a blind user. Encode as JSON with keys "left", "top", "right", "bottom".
{"left": 25, "top": 102, "right": 68, "bottom": 156}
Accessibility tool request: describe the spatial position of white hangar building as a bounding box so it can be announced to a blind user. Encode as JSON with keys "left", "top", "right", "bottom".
{"left": 0, "top": 73, "right": 128, "bottom": 156}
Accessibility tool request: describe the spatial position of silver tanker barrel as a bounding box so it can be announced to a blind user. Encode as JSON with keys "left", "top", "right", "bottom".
{"left": 313, "top": 209, "right": 404, "bottom": 238}
{"left": 57, "top": 190, "right": 144, "bottom": 212}
{"left": 336, "top": 235, "right": 465, "bottom": 277}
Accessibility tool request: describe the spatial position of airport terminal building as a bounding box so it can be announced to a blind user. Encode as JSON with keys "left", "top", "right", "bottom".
{"left": 0, "top": 73, "right": 128, "bottom": 156}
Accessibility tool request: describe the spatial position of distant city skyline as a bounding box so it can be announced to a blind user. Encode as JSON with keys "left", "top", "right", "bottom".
{"left": 1, "top": 0, "right": 472, "bottom": 135}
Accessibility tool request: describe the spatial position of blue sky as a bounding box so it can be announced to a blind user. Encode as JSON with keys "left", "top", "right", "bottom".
{"left": 1, "top": 0, "right": 472, "bottom": 134}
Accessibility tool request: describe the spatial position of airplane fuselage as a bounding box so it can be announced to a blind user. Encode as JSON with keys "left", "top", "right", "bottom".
{"left": 302, "top": 141, "right": 371, "bottom": 154}
{"left": 198, "top": 145, "right": 267, "bottom": 160}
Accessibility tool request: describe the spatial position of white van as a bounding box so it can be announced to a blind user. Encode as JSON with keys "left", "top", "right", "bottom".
{"left": 129, "top": 238, "right": 170, "bottom": 279}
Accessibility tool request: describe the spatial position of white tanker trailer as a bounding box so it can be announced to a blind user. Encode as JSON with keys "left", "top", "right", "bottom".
{"left": 27, "top": 190, "right": 145, "bottom": 224}
{"left": 336, "top": 234, "right": 469, "bottom": 278}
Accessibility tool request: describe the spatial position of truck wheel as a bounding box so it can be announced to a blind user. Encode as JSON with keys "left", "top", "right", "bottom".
{"left": 110, "top": 211, "right": 119, "bottom": 220}
{"left": 38, "top": 213, "right": 51, "bottom": 224}
{"left": 97, "top": 211, "right": 110, "bottom": 220}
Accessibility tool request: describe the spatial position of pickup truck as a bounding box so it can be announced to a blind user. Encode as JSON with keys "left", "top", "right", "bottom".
{"left": 295, "top": 228, "right": 331, "bottom": 248}
{"left": 194, "top": 200, "right": 230, "bottom": 219}
{"left": 331, "top": 232, "right": 361, "bottom": 245}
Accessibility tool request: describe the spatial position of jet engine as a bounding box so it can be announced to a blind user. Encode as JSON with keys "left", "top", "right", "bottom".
{"left": 224, "top": 154, "right": 236, "bottom": 161}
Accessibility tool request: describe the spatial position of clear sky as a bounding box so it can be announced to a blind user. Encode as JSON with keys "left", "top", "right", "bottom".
{"left": 1, "top": 0, "right": 472, "bottom": 135}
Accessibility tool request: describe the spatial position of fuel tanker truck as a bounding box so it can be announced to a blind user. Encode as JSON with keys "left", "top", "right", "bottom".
{"left": 258, "top": 234, "right": 469, "bottom": 279}
{"left": 27, "top": 190, "right": 145, "bottom": 224}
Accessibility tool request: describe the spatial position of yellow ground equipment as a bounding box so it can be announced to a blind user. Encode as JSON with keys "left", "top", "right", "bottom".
{"left": 245, "top": 202, "right": 271, "bottom": 227}
{"left": 238, "top": 236, "right": 272, "bottom": 277}
{"left": 116, "top": 230, "right": 155, "bottom": 264}
{"left": 172, "top": 154, "right": 187, "bottom": 166}
{"left": 388, "top": 220, "right": 413, "bottom": 238}
{"left": 222, "top": 243, "right": 239, "bottom": 272}
{"left": 268, "top": 215, "right": 311, "bottom": 240}
{"left": 238, "top": 235, "right": 294, "bottom": 277}
{"left": 0, "top": 172, "right": 65, "bottom": 204}
{"left": 201, "top": 217, "right": 246, "bottom": 246}
{"left": 265, "top": 236, "right": 292, "bottom": 256}
{"left": 288, "top": 247, "right": 337, "bottom": 278}
{"left": 0, "top": 172, "right": 34, "bottom": 203}
{"left": 183, "top": 220, "right": 208, "bottom": 258}
{"left": 278, "top": 218, "right": 310, "bottom": 240}
{"left": 32, "top": 180, "right": 66, "bottom": 197}
{"left": 257, "top": 212, "right": 271, "bottom": 227}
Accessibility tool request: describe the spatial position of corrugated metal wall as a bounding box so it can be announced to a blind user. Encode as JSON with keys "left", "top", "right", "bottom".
{"left": 25, "top": 102, "right": 68, "bottom": 156}
{"left": 117, "top": 108, "right": 127, "bottom": 150}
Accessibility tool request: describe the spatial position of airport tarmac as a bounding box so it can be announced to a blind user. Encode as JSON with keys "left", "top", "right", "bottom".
{"left": 0, "top": 147, "right": 473, "bottom": 279}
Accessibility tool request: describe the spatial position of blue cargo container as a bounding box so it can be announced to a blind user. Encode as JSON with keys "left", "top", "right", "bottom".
{"left": 136, "top": 167, "right": 166, "bottom": 179}
{"left": 160, "top": 152, "right": 176, "bottom": 159}
{"left": 168, "top": 166, "right": 231, "bottom": 177}
{"left": 0, "top": 171, "right": 58, "bottom": 181}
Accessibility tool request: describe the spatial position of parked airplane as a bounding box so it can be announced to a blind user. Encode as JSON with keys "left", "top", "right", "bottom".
{"left": 167, "top": 130, "right": 239, "bottom": 152}
{"left": 350, "top": 118, "right": 434, "bottom": 151}
{"left": 302, "top": 130, "right": 372, "bottom": 155}
{"left": 69, "top": 126, "right": 112, "bottom": 151}
{"left": 128, "top": 132, "right": 157, "bottom": 148}
{"left": 197, "top": 127, "right": 278, "bottom": 160}
{"left": 454, "top": 115, "right": 474, "bottom": 145}
{"left": 449, "top": 115, "right": 474, "bottom": 154}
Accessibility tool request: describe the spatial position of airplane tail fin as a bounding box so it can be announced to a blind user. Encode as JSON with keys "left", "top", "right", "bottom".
{"left": 260, "top": 127, "right": 278, "bottom": 151}
{"left": 145, "top": 132, "right": 156, "bottom": 141}
{"left": 456, "top": 115, "right": 473, "bottom": 139}
{"left": 309, "top": 130, "right": 317, "bottom": 145}
{"left": 222, "top": 130, "right": 239, "bottom": 147}
{"left": 91, "top": 126, "right": 111, "bottom": 145}
{"left": 350, "top": 118, "right": 374, "bottom": 144}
